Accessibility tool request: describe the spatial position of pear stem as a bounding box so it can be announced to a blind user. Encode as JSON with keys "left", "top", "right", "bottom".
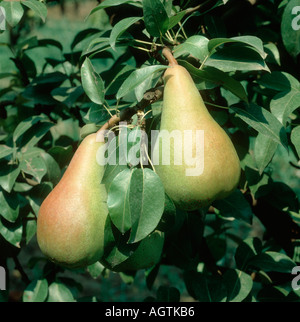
{"left": 162, "top": 47, "right": 178, "bottom": 67}
{"left": 96, "top": 114, "right": 120, "bottom": 142}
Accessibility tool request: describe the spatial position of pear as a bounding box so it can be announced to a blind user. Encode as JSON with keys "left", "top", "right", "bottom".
{"left": 153, "top": 63, "right": 241, "bottom": 211}
{"left": 101, "top": 230, "right": 165, "bottom": 272}
{"left": 37, "top": 133, "right": 108, "bottom": 269}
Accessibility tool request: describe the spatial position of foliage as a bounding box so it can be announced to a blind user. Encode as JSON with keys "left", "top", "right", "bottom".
{"left": 0, "top": 0, "right": 300, "bottom": 302}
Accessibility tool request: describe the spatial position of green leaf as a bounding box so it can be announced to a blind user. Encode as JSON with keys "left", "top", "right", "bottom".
{"left": 0, "top": 217, "right": 22, "bottom": 248}
{"left": 13, "top": 115, "right": 46, "bottom": 143}
{"left": 51, "top": 86, "right": 84, "bottom": 108}
{"left": 257, "top": 71, "right": 300, "bottom": 92}
{"left": 47, "top": 282, "right": 75, "bottom": 302}
{"left": 156, "top": 286, "right": 181, "bottom": 302}
{"left": 213, "top": 189, "right": 253, "bottom": 224}
{"left": 0, "top": 189, "right": 20, "bottom": 223}
{"left": 0, "top": 163, "right": 20, "bottom": 193}
{"left": 21, "top": 0, "right": 47, "bottom": 23}
{"left": 291, "top": 126, "right": 300, "bottom": 159}
{"left": 110, "top": 17, "right": 142, "bottom": 51}
{"left": 0, "top": 1, "right": 24, "bottom": 27}
{"left": 23, "top": 213, "right": 37, "bottom": 245}
{"left": 19, "top": 156, "right": 47, "bottom": 184}
{"left": 208, "top": 36, "right": 267, "bottom": 59}
{"left": 108, "top": 168, "right": 133, "bottom": 233}
{"left": 244, "top": 167, "right": 271, "bottom": 199}
{"left": 102, "top": 216, "right": 139, "bottom": 268}
{"left": 168, "top": 10, "right": 187, "bottom": 29}
{"left": 142, "top": 0, "right": 169, "bottom": 37}
{"left": 235, "top": 237, "right": 262, "bottom": 271}
{"left": 87, "top": 262, "right": 105, "bottom": 279}
{"left": 82, "top": 105, "right": 109, "bottom": 125}
{"left": 19, "top": 122, "right": 54, "bottom": 148}
{"left": 23, "top": 279, "right": 48, "bottom": 302}
{"left": 28, "top": 182, "right": 52, "bottom": 216}
{"left": 40, "top": 151, "right": 61, "bottom": 186}
{"left": 248, "top": 251, "right": 297, "bottom": 273}
{"left": 105, "top": 65, "right": 136, "bottom": 96}
{"left": 184, "top": 271, "right": 227, "bottom": 302}
{"left": 281, "top": 0, "right": 300, "bottom": 57}
{"left": 88, "top": 0, "right": 141, "bottom": 17}
{"left": 231, "top": 103, "right": 288, "bottom": 149}
{"left": 179, "top": 61, "right": 249, "bottom": 103}
{"left": 116, "top": 65, "right": 168, "bottom": 100}
{"left": 0, "top": 145, "right": 14, "bottom": 160}
{"left": 71, "top": 28, "right": 101, "bottom": 51}
{"left": 173, "top": 35, "right": 209, "bottom": 62}
{"left": 81, "top": 57, "right": 105, "bottom": 105}
{"left": 223, "top": 269, "right": 253, "bottom": 302}
{"left": 205, "top": 45, "right": 270, "bottom": 73}
{"left": 254, "top": 133, "right": 278, "bottom": 175}
{"left": 128, "top": 168, "right": 165, "bottom": 243}
{"left": 270, "top": 90, "right": 300, "bottom": 126}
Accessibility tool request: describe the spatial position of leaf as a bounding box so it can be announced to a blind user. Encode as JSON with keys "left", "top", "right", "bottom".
{"left": 0, "top": 163, "right": 20, "bottom": 193}
{"left": 19, "top": 156, "right": 47, "bottom": 184}
{"left": 168, "top": 10, "right": 187, "bottom": 29}
{"left": 179, "top": 61, "right": 248, "bottom": 103}
{"left": 281, "top": 0, "right": 300, "bottom": 57}
{"left": 40, "top": 151, "right": 61, "bottom": 186}
{"left": 0, "top": 189, "right": 20, "bottom": 223}
{"left": 107, "top": 168, "right": 133, "bottom": 233}
{"left": 231, "top": 103, "right": 288, "bottom": 149}
{"left": 0, "top": 0, "right": 24, "bottom": 27}
{"left": 88, "top": 0, "right": 141, "bottom": 17}
{"left": 212, "top": 189, "right": 253, "bottom": 224}
{"left": 156, "top": 286, "right": 181, "bottom": 302}
{"left": 257, "top": 71, "right": 300, "bottom": 92}
{"left": 205, "top": 45, "right": 270, "bottom": 73}
{"left": 21, "top": 0, "right": 47, "bottom": 23}
{"left": 291, "top": 126, "right": 300, "bottom": 159}
{"left": 47, "top": 282, "right": 75, "bottom": 302}
{"left": 173, "top": 35, "right": 209, "bottom": 62}
{"left": 142, "top": 0, "right": 169, "bottom": 37}
{"left": 128, "top": 168, "right": 165, "bottom": 243}
{"left": 254, "top": 133, "right": 278, "bottom": 175}
{"left": 0, "top": 217, "right": 22, "bottom": 248}
{"left": 0, "top": 145, "right": 14, "bottom": 160}
{"left": 270, "top": 90, "right": 300, "bottom": 126}
{"left": 102, "top": 216, "right": 138, "bottom": 268}
{"left": 23, "top": 279, "right": 48, "bottom": 302}
{"left": 51, "top": 86, "right": 84, "bottom": 108}
{"left": 116, "top": 65, "right": 168, "bottom": 100}
{"left": 110, "top": 17, "right": 142, "bottom": 51}
{"left": 13, "top": 115, "right": 46, "bottom": 143}
{"left": 87, "top": 262, "right": 105, "bottom": 279}
{"left": 235, "top": 237, "right": 263, "bottom": 271}
{"left": 248, "top": 251, "right": 297, "bottom": 273}
{"left": 208, "top": 35, "right": 267, "bottom": 59}
{"left": 184, "top": 271, "right": 227, "bottom": 302}
{"left": 81, "top": 57, "right": 105, "bottom": 105}
{"left": 71, "top": 28, "right": 101, "bottom": 50}
{"left": 223, "top": 269, "right": 253, "bottom": 302}
{"left": 19, "top": 122, "right": 54, "bottom": 148}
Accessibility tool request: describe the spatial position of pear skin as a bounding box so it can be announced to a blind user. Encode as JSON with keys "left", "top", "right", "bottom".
{"left": 153, "top": 64, "right": 241, "bottom": 210}
{"left": 37, "top": 133, "right": 108, "bottom": 269}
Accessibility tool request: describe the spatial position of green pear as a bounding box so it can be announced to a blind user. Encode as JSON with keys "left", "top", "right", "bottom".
{"left": 37, "top": 133, "right": 108, "bottom": 269}
{"left": 101, "top": 230, "right": 165, "bottom": 272}
{"left": 153, "top": 64, "right": 241, "bottom": 211}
